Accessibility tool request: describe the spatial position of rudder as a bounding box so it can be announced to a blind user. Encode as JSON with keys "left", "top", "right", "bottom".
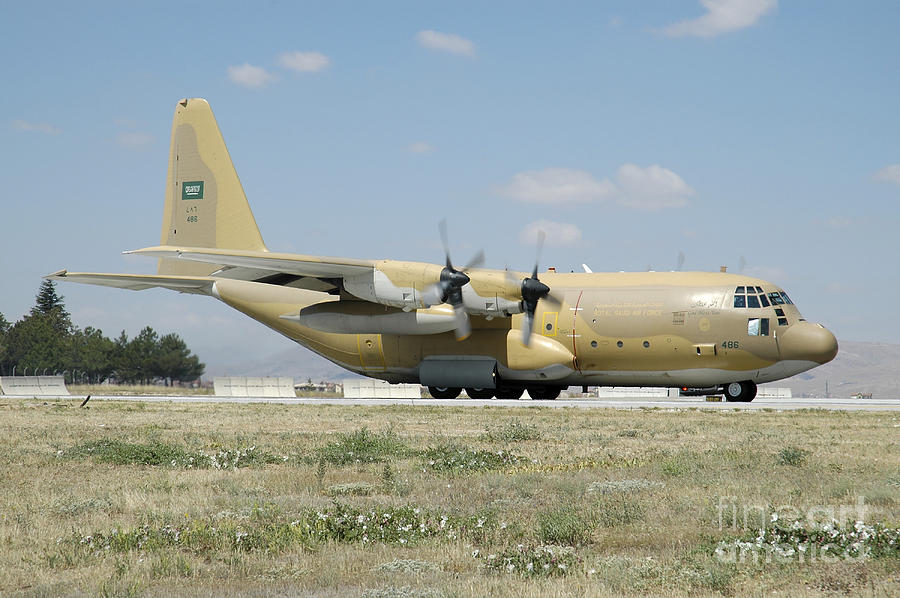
{"left": 158, "top": 98, "right": 266, "bottom": 275}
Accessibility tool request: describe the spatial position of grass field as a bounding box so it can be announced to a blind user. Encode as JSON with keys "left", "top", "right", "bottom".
{"left": 1, "top": 399, "right": 897, "bottom": 597}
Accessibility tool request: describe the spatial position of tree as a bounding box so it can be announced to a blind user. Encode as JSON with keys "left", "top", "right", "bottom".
{"left": 31, "top": 280, "right": 72, "bottom": 334}
{"left": 156, "top": 333, "right": 205, "bottom": 385}
{"left": 68, "top": 327, "right": 115, "bottom": 384}
{"left": 4, "top": 314, "right": 68, "bottom": 375}
{"left": 0, "top": 312, "right": 10, "bottom": 374}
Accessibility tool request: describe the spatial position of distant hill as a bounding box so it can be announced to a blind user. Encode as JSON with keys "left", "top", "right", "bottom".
{"left": 781, "top": 340, "right": 900, "bottom": 399}
{"left": 205, "top": 339, "right": 900, "bottom": 399}
{"left": 206, "top": 346, "right": 358, "bottom": 383}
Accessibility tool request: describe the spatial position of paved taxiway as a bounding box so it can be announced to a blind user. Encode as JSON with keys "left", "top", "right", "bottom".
{"left": 11, "top": 395, "right": 900, "bottom": 411}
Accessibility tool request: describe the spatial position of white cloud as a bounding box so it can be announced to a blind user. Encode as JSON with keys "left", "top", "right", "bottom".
{"left": 278, "top": 51, "right": 330, "bottom": 72}
{"left": 615, "top": 163, "right": 694, "bottom": 210}
{"left": 497, "top": 164, "right": 692, "bottom": 210}
{"left": 497, "top": 168, "right": 617, "bottom": 204}
{"left": 416, "top": 30, "right": 476, "bottom": 57}
{"left": 663, "top": 0, "right": 777, "bottom": 38}
{"left": 408, "top": 142, "right": 434, "bottom": 154}
{"left": 12, "top": 119, "right": 60, "bottom": 134}
{"left": 116, "top": 131, "right": 154, "bottom": 149}
{"left": 874, "top": 164, "right": 900, "bottom": 185}
{"left": 227, "top": 63, "right": 276, "bottom": 88}
{"left": 519, "top": 220, "right": 583, "bottom": 247}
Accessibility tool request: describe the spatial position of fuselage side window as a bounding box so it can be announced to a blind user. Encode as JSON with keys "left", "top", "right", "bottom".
{"left": 747, "top": 295, "right": 760, "bottom": 308}
{"left": 748, "top": 318, "right": 760, "bottom": 335}
{"left": 748, "top": 317, "right": 770, "bottom": 336}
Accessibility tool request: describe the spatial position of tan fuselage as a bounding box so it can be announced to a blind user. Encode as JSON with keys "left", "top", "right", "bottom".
{"left": 210, "top": 268, "right": 834, "bottom": 388}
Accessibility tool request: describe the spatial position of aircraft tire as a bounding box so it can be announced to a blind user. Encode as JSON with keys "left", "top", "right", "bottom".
{"left": 465, "top": 388, "right": 495, "bottom": 399}
{"left": 429, "top": 386, "right": 462, "bottom": 400}
{"left": 723, "top": 380, "right": 757, "bottom": 402}
{"left": 527, "top": 386, "right": 561, "bottom": 400}
{"left": 495, "top": 387, "right": 525, "bottom": 400}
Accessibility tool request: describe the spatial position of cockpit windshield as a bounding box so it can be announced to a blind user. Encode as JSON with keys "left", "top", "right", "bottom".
{"left": 734, "top": 285, "right": 772, "bottom": 309}
{"left": 733, "top": 286, "right": 792, "bottom": 309}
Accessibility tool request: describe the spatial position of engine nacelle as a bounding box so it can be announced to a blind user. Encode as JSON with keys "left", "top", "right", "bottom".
{"left": 343, "top": 264, "right": 433, "bottom": 310}
{"left": 461, "top": 285, "right": 522, "bottom": 317}
{"left": 343, "top": 262, "right": 523, "bottom": 317}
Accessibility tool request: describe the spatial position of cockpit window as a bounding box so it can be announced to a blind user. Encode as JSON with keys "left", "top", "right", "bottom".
{"left": 780, "top": 292, "right": 793, "bottom": 305}
{"left": 734, "top": 285, "right": 769, "bottom": 309}
{"left": 768, "top": 292, "right": 785, "bottom": 305}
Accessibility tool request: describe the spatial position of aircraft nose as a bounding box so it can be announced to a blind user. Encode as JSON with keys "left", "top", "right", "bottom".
{"left": 780, "top": 321, "right": 838, "bottom": 364}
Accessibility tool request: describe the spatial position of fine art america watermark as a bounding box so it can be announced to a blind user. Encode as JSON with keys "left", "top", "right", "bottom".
{"left": 713, "top": 496, "right": 883, "bottom": 563}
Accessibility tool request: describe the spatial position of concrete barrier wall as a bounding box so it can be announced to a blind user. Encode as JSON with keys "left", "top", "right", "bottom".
{"left": 213, "top": 377, "right": 295, "bottom": 398}
{"left": 343, "top": 378, "right": 421, "bottom": 399}
{"left": 757, "top": 387, "right": 792, "bottom": 398}
{"left": 0, "top": 376, "right": 70, "bottom": 396}
{"left": 596, "top": 386, "right": 675, "bottom": 398}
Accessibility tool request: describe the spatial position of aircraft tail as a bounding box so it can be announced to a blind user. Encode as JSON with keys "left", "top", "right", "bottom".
{"left": 158, "top": 98, "right": 267, "bottom": 275}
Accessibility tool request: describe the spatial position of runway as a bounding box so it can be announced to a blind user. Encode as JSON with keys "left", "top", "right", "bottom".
{"left": 11, "top": 395, "right": 900, "bottom": 411}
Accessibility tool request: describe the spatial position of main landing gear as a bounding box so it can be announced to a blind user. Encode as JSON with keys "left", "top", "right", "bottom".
{"left": 427, "top": 386, "right": 563, "bottom": 400}
{"left": 722, "top": 380, "right": 757, "bottom": 402}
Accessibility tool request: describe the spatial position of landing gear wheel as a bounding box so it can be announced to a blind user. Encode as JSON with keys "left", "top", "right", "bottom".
{"left": 465, "top": 387, "right": 495, "bottom": 400}
{"left": 723, "top": 381, "right": 757, "bottom": 402}
{"left": 527, "top": 386, "right": 562, "bottom": 400}
{"left": 428, "top": 386, "right": 461, "bottom": 400}
{"left": 495, "top": 387, "right": 524, "bottom": 400}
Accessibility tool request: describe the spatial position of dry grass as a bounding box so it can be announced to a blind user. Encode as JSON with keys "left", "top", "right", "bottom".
{"left": 0, "top": 399, "right": 897, "bottom": 597}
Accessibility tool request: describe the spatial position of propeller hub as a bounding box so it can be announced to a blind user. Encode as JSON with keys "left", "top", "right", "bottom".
{"left": 521, "top": 277, "right": 550, "bottom": 303}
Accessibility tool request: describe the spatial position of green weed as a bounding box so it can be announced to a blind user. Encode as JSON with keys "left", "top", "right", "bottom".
{"left": 316, "top": 427, "right": 409, "bottom": 465}
{"left": 776, "top": 446, "right": 808, "bottom": 467}
{"left": 481, "top": 419, "right": 542, "bottom": 443}
{"left": 422, "top": 444, "right": 527, "bottom": 473}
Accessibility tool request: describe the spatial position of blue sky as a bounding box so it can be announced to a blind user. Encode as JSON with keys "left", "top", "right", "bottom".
{"left": 2, "top": 1, "right": 899, "bottom": 369}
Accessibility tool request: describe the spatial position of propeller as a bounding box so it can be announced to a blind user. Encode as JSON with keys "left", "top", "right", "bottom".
{"left": 515, "top": 230, "right": 561, "bottom": 347}
{"left": 421, "top": 220, "right": 484, "bottom": 341}
{"left": 675, "top": 251, "right": 686, "bottom": 272}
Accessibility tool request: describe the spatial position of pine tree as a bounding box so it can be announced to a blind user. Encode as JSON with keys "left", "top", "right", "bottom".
{"left": 31, "top": 280, "right": 72, "bottom": 334}
{"left": 156, "top": 333, "right": 204, "bottom": 385}
{"left": 0, "top": 312, "right": 10, "bottom": 374}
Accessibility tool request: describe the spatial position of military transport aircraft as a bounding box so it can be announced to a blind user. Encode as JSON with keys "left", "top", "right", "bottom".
{"left": 48, "top": 98, "right": 838, "bottom": 402}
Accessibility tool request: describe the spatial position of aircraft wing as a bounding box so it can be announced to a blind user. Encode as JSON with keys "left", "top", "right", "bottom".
{"left": 44, "top": 270, "right": 215, "bottom": 295}
{"left": 126, "top": 246, "right": 376, "bottom": 279}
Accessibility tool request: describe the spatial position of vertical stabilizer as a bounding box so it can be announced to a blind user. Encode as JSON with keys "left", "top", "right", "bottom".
{"left": 158, "top": 98, "right": 266, "bottom": 275}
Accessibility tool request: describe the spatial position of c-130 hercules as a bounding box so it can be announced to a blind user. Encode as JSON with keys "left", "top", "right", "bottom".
{"left": 48, "top": 99, "right": 838, "bottom": 402}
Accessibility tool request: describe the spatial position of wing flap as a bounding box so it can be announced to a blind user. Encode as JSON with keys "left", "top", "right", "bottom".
{"left": 45, "top": 270, "right": 214, "bottom": 294}
{"left": 127, "top": 246, "right": 375, "bottom": 279}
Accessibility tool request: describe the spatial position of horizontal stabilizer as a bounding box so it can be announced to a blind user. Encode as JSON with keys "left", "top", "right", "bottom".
{"left": 45, "top": 270, "right": 214, "bottom": 294}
